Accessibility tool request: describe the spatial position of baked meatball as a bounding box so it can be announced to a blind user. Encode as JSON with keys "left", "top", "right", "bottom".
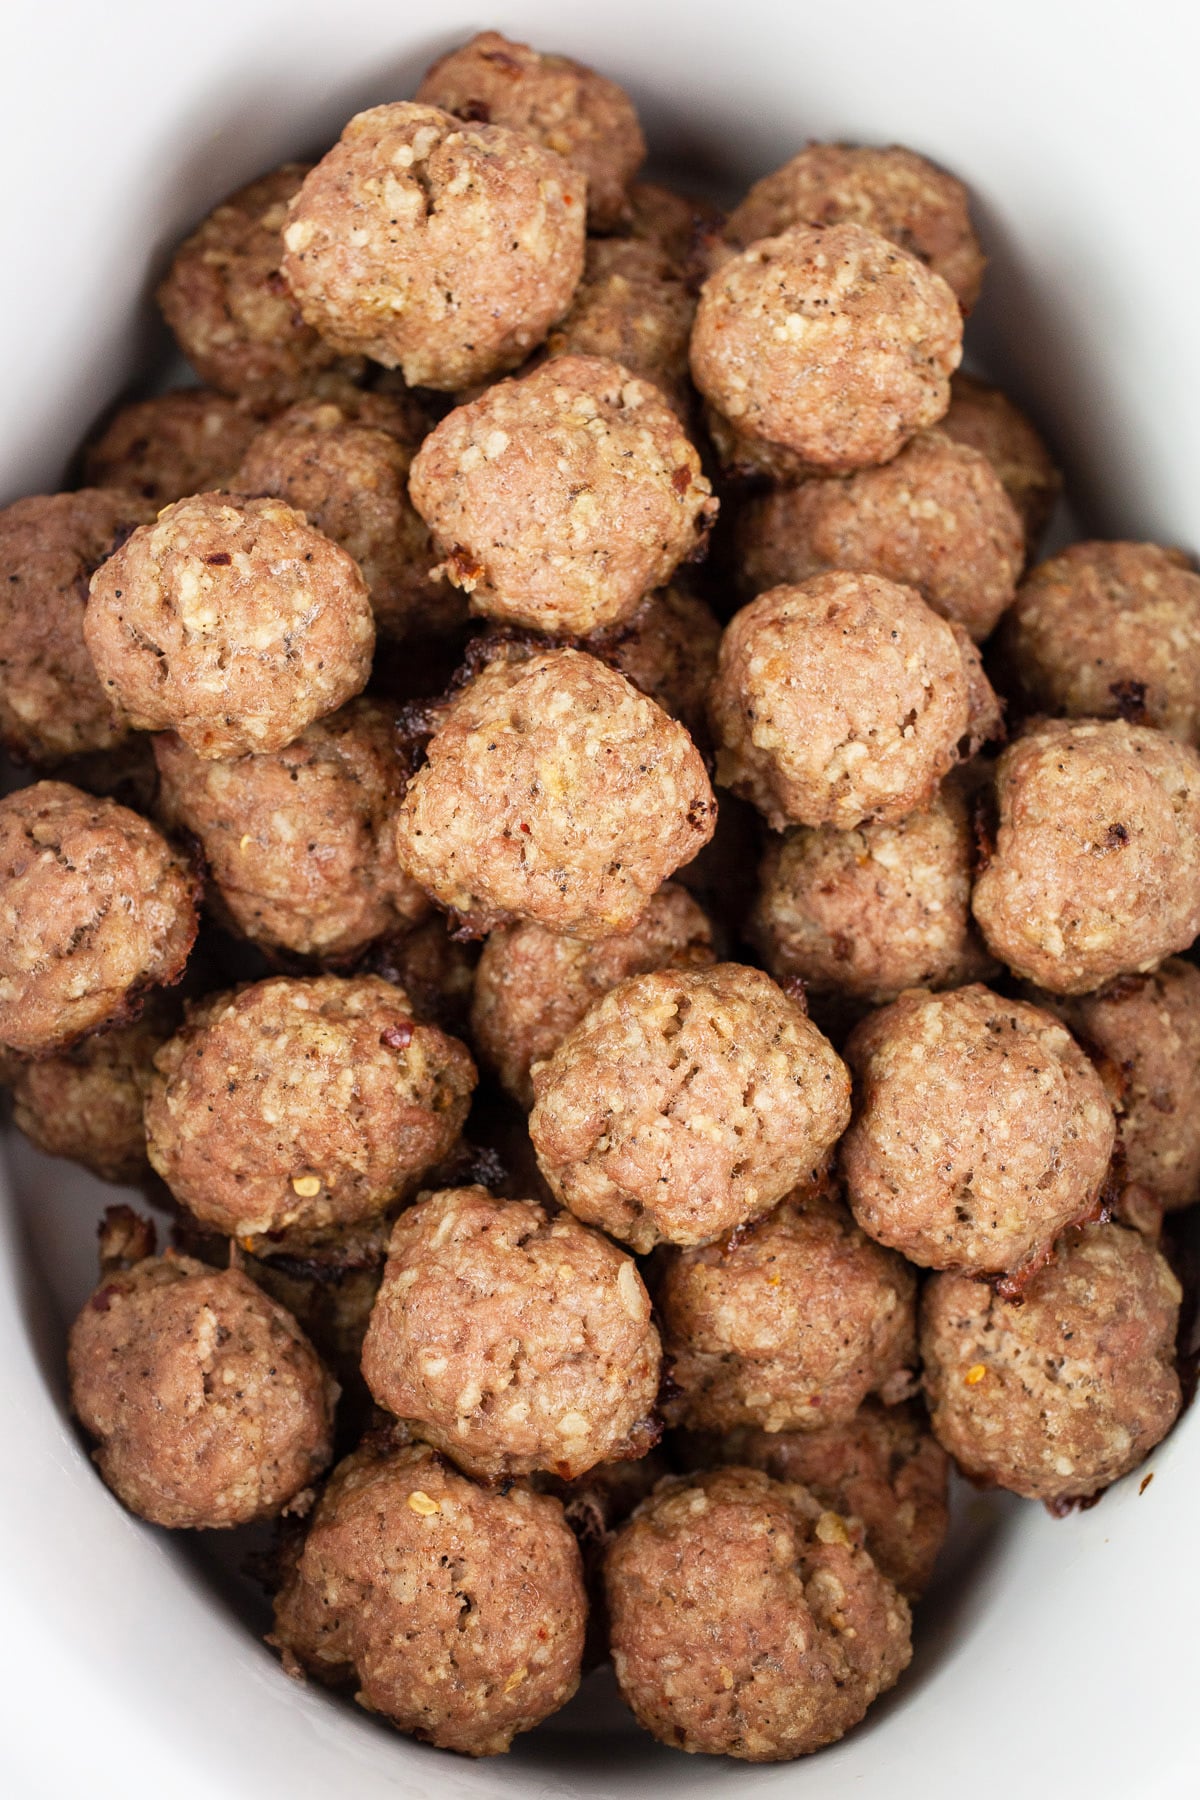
{"left": 0, "top": 489, "right": 156, "bottom": 764}
{"left": 545, "top": 237, "right": 695, "bottom": 414}
{"left": 680, "top": 1399, "right": 950, "bottom": 1602}
{"left": 153, "top": 699, "right": 430, "bottom": 960}
{"left": 393, "top": 646, "right": 716, "bottom": 937}
{"left": 940, "top": 371, "right": 1061, "bottom": 547}
{"left": 82, "top": 389, "right": 260, "bottom": 503}
{"left": 85, "top": 493, "right": 374, "bottom": 759}
{"left": 658, "top": 1184, "right": 917, "bottom": 1434}
{"left": 361, "top": 1184, "right": 661, "bottom": 1481}
{"left": 841, "top": 984, "right": 1116, "bottom": 1278}
{"left": 690, "top": 223, "right": 962, "bottom": 475}
{"left": 245, "top": 1219, "right": 387, "bottom": 1391}
{"left": 710, "top": 573, "right": 989, "bottom": 832}
{"left": 368, "top": 914, "right": 478, "bottom": 1038}
{"left": 529, "top": 963, "right": 851, "bottom": 1252}
{"left": 971, "top": 718, "right": 1200, "bottom": 993}
{"left": 408, "top": 356, "right": 716, "bottom": 635}
{"left": 472, "top": 882, "right": 715, "bottom": 1107}
{"left": 627, "top": 180, "right": 725, "bottom": 273}
{"left": 750, "top": 770, "right": 996, "bottom": 1006}
{"left": 1044, "top": 958, "right": 1200, "bottom": 1212}
{"left": 68, "top": 1251, "right": 335, "bottom": 1527}
{"left": 0, "top": 782, "right": 197, "bottom": 1056}
{"left": 921, "top": 1220, "right": 1182, "bottom": 1502}
{"left": 736, "top": 431, "right": 1024, "bottom": 641}
{"left": 606, "top": 1466, "right": 911, "bottom": 1759}
{"left": 281, "top": 104, "right": 585, "bottom": 390}
{"left": 996, "top": 542, "right": 1200, "bottom": 743}
{"left": 157, "top": 164, "right": 359, "bottom": 408}
{"left": 583, "top": 584, "right": 722, "bottom": 744}
{"left": 273, "top": 1437, "right": 585, "bottom": 1755}
{"left": 234, "top": 397, "right": 462, "bottom": 642}
{"left": 144, "top": 975, "right": 475, "bottom": 1237}
{"left": 725, "top": 143, "right": 985, "bottom": 311}
{"left": 415, "top": 30, "right": 644, "bottom": 230}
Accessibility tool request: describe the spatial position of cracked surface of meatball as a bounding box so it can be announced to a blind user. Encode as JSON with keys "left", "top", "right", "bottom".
{"left": 82, "top": 389, "right": 261, "bottom": 504}
{"left": 940, "top": 371, "right": 1061, "bottom": 547}
{"left": 529, "top": 963, "right": 851, "bottom": 1252}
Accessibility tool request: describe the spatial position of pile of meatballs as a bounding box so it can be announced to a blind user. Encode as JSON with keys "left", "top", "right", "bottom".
{"left": 2, "top": 28, "right": 1198, "bottom": 1767}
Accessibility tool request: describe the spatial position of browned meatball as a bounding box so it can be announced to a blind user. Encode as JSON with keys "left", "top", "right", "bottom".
{"left": 996, "top": 543, "right": 1200, "bottom": 743}
{"left": 281, "top": 104, "right": 585, "bottom": 390}
{"left": 751, "top": 770, "right": 995, "bottom": 1005}
{"left": 157, "top": 165, "right": 360, "bottom": 408}
{"left": 393, "top": 646, "right": 716, "bottom": 937}
{"left": 409, "top": 356, "right": 716, "bottom": 635}
{"left": 678, "top": 1399, "right": 950, "bottom": 1602}
{"left": 0, "top": 489, "right": 156, "bottom": 764}
{"left": 0, "top": 782, "right": 197, "bottom": 1056}
{"left": 606, "top": 1466, "right": 911, "bottom": 1759}
{"left": 45, "top": 735, "right": 161, "bottom": 816}
{"left": 361, "top": 1184, "right": 661, "bottom": 1481}
{"left": 11, "top": 997, "right": 175, "bottom": 1183}
{"left": 582, "top": 584, "right": 722, "bottom": 744}
{"left": 272, "top": 1437, "right": 586, "bottom": 1755}
{"left": 82, "top": 389, "right": 261, "bottom": 503}
{"left": 841, "top": 984, "right": 1115, "bottom": 1277}
{"left": 529, "top": 963, "right": 851, "bottom": 1252}
{"left": 545, "top": 237, "right": 695, "bottom": 414}
{"left": 940, "top": 372, "right": 1061, "bottom": 548}
{"left": 368, "top": 914, "right": 478, "bottom": 1038}
{"left": 626, "top": 180, "right": 725, "bottom": 272}
{"left": 971, "top": 718, "right": 1200, "bottom": 993}
{"left": 144, "top": 975, "right": 475, "bottom": 1237}
{"left": 244, "top": 1218, "right": 388, "bottom": 1391}
{"left": 710, "top": 573, "right": 990, "bottom": 832}
{"left": 921, "top": 1220, "right": 1181, "bottom": 1502}
{"left": 725, "top": 143, "right": 985, "bottom": 311}
{"left": 153, "top": 699, "right": 430, "bottom": 960}
{"left": 234, "top": 397, "right": 463, "bottom": 642}
{"left": 68, "top": 1251, "right": 335, "bottom": 1527}
{"left": 472, "top": 882, "right": 714, "bottom": 1108}
{"left": 415, "top": 30, "right": 644, "bottom": 230}
{"left": 84, "top": 493, "right": 374, "bottom": 759}
{"left": 1041, "top": 959, "right": 1200, "bottom": 1212}
{"left": 658, "top": 1185, "right": 917, "bottom": 1434}
{"left": 736, "top": 431, "right": 1023, "bottom": 642}
{"left": 691, "top": 223, "right": 961, "bottom": 475}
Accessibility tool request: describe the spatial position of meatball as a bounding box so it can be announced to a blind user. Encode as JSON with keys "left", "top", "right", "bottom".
{"left": 82, "top": 389, "right": 260, "bottom": 504}
{"left": 361, "top": 1184, "right": 661, "bottom": 1481}
{"left": 627, "top": 179, "right": 725, "bottom": 272}
{"left": 921, "top": 1220, "right": 1182, "bottom": 1502}
{"left": 11, "top": 997, "right": 175, "bottom": 1183}
{"left": 1044, "top": 958, "right": 1200, "bottom": 1212}
{"left": 472, "top": 882, "right": 715, "bottom": 1108}
{"left": 234, "top": 397, "right": 462, "bottom": 642}
{"left": 529, "top": 963, "right": 851, "bottom": 1252}
{"left": 840, "top": 984, "right": 1116, "bottom": 1278}
{"left": 545, "top": 237, "right": 695, "bottom": 415}
{"left": 157, "top": 164, "right": 359, "bottom": 408}
{"left": 658, "top": 1184, "right": 917, "bottom": 1434}
{"left": 272, "top": 1436, "right": 585, "bottom": 1754}
{"left": 709, "top": 573, "right": 988, "bottom": 832}
{"left": 144, "top": 975, "right": 476, "bottom": 1237}
{"left": 393, "top": 646, "right": 716, "bottom": 937}
{"left": 281, "top": 104, "right": 585, "bottom": 390}
{"left": 153, "top": 699, "right": 430, "bottom": 960}
{"left": 996, "top": 542, "right": 1200, "bottom": 743}
{"left": 415, "top": 30, "right": 644, "bottom": 230}
{"left": 582, "top": 584, "right": 722, "bottom": 744}
{"left": 408, "top": 356, "right": 716, "bottom": 635}
{"left": 84, "top": 493, "right": 374, "bottom": 759}
{"left": 940, "top": 371, "right": 1061, "bottom": 548}
{"left": 725, "top": 143, "right": 985, "bottom": 312}
{"left": 606, "top": 1466, "right": 911, "bottom": 1759}
{"left": 750, "top": 769, "right": 996, "bottom": 1006}
{"left": 368, "top": 914, "right": 478, "bottom": 1038}
{"left": 68, "top": 1251, "right": 335, "bottom": 1527}
{"left": 736, "top": 431, "right": 1024, "bottom": 642}
{"left": 971, "top": 718, "right": 1200, "bottom": 993}
{"left": 0, "top": 782, "right": 197, "bottom": 1056}
{"left": 0, "top": 489, "right": 156, "bottom": 764}
{"left": 244, "top": 1218, "right": 387, "bottom": 1391}
{"left": 679, "top": 1399, "right": 950, "bottom": 1602}
{"left": 690, "top": 223, "right": 962, "bottom": 475}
